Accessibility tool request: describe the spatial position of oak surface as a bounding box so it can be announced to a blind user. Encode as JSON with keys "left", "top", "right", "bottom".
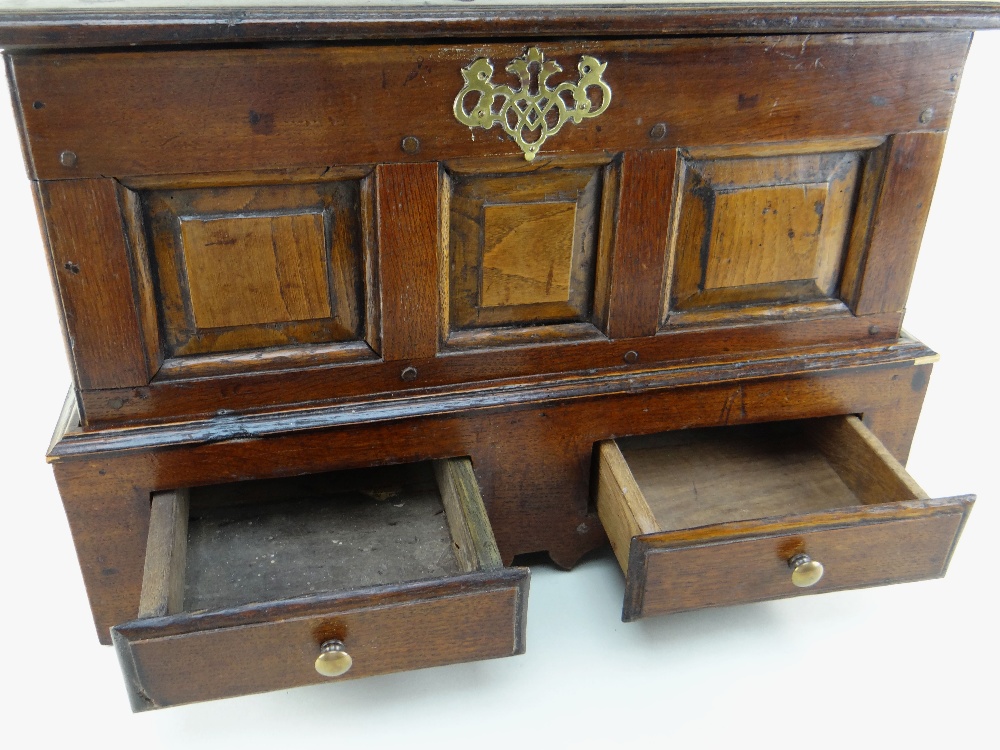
{"left": 52, "top": 351, "right": 936, "bottom": 642}
{"left": 9, "top": 34, "right": 968, "bottom": 180}
{"left": 114, "top": 570, "right": 529, "bottom": 710}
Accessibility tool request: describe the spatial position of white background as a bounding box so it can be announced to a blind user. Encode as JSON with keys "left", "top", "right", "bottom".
{"left": 1, "top": 31, "right": 997, "bottom": 749}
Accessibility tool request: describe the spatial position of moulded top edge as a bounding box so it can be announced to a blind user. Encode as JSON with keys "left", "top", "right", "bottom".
{"left": 2, "top": 2, "right": 1000, "bottom": 50}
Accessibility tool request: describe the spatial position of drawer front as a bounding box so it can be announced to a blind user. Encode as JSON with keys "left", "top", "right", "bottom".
{"left": 113, "top": 570, "right": 528, "bottom": 711}
{"left": 625, "top": 499, "right": 971, "bottom": 620}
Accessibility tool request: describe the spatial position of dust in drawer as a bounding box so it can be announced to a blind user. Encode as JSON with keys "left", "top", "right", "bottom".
{"left": 183, "top": 463, "right": 460, "bottom": 612}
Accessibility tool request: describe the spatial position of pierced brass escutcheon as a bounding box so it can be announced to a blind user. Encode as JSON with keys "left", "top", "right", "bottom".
{"left": 315, "top": 639, "right": 353, "bottom": 677}
{"left": 453, "top": 47, "right": 611, "bottom": 162}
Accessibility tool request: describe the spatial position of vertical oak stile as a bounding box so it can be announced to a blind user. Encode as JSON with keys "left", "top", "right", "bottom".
{"left": 437, "top": 168, "right": 452, "bottom": 346}
{"left": 117, "top": 184, "right": 163, "bottom": 377}
{"left": 36, "top": 179, "right": 153, "bottom": 390}
{"left": 376, "top": 162, "right": 441, "bottom": 362}
{"left": 591, "top": 158, "right": 620, "bottom": 330}
{"left": 605, "top": 150, "right": 677, "bottom": 340}
{"left": 852, "top": 132, "right": 949, "bottom": 315}
{"left": 361, "top": 172, "right": 382, "bottom": 355}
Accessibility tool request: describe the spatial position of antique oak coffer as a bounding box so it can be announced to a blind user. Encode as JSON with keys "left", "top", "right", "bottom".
{"left": 1, "top": 1, "right": 997, "bottom": 711}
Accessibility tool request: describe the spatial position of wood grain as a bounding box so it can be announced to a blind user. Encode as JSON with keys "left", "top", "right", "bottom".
{"left": 665, "top": 149, "right": 862, "bottom": 322}
{"left": 51, "top": 352, "right": 935, "bottom": 642}
{"left": 446, "top": 163, "right": 605, "bottom": 333}
{"left": 615, "top": 424, "right": 863, "bottom": 531}
{"left": 182, "top": 468, "right": 464, "bottom": 611}
{"left": 605, "top": 150, "right": 676, "bottom": 339}
{"left": 137, "top": 489, "right": 189, "bottom": 619}
{"left": 181, "top": 213, "right": 331, "bottom": 329}
{"left": 852, "top": 132, "right": 950, "bottom": 315}
{"left": 0, "top": 5, "right": 998, "bottom": 50}
{"left": 595, "top": 441, "right": 659, "bottom": 572}
{"left": 35, "top": 179, "right": 152, "bottom": 389}
{"left": 16, "top": 34, "right": 969, "bottom": 428}
{"left": 376, "top": 162, "right": 440, "bottom": 361}
{"left": 140, "top": 178, "right": 366, "bottom": 358}
{"left": 113, "top": 569, "right": 529, "bottom": 711}
{"left": 628, "top": 496, "right": 972, "bottom": 619}
{"left": 807, "top": 415, "right": 929, "bottom": 505}
{"left": 79, "top": 311, "right": 903, "bottom": 426}
{"left": 118, "top": 184, "right": 163, "bottom": 376}
{"left": 10, "top": 34, "right": 969, "bottom": 179}
{"left": 481, "top": 202, "right": 577, "bottom": 307}
{"left": 594, "top": 414, "right": 971, "bottom": 620}
{"left": 706, "top": 184, "right": 829, "bottom": 287}
{"left": 434, "top": 457, "right": 503, "bottom": 573}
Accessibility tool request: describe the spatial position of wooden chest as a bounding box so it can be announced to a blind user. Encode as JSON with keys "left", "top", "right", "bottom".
{"left": 1, "top": 0, "right": 997, "bottom": 713}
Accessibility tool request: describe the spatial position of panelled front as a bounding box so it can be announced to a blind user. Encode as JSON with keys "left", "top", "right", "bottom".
{"left": 12, "top": 32, "right": 970, "bottom": 425}
{"left": 443, "top": 158, "right": 617, "bottom": 348}
{"left": 665, "top": 145, "right": 866, "bottom": 325}
{"left": 140, "top": 177, "right": 373, "bottom": 360}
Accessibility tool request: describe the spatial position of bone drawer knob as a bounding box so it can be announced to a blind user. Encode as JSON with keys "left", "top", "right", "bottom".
{"left": 315, "top": 640, "right": 353, "bottom": 678}
{"left": 788, "top": 553, "right": 824, "bottom": 588}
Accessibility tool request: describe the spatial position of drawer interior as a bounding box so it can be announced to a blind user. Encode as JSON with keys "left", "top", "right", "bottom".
{"left": 614, "top": 416, "right": 927, "bottom": 534}
{"left": 140, "top": 458, "right": 500, "bottom": 618}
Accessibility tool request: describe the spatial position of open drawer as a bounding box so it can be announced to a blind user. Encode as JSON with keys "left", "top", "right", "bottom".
{"left": 596, "top": 416, "right": 973, "bottom": 622}
{"left": 112, "top": 458, "right": 528, "bottom": 711}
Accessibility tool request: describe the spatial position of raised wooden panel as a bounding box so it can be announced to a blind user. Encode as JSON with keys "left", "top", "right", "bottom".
{"left": 445, "top": 161, "right": 611, "bottom": 345}
{"left": 182, "top": 213, "right": 332, "bottom": 329}
{"left": 664, "top": 148, "right": 864, "bottom": 326}
{"left": 140, "top": 179, "right": 370, "bottom": 359}
{"left": 705, "top": 183, "right": 831, "bottom": 290}
{"left": 480, "top": 202, "right": 576, "bottom": 307}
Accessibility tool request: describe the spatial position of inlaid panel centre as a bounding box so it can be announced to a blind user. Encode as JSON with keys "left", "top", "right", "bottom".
{"left": 182, "top": 212, "right": 332, "bottom": 329}
{"left": 705, "top": 183, "right": 829, "bottom": 290}
{"left": 663, "top": 147, "right": 865, "bottom": 327}
{"left": 444, "top": 160, "right": 612, "bottom": 345}
{"left": 480, "top": 202, "right": 577, "bottom": 308}
{"left": 141, "top": 178, "right": 370, "bottom": 358}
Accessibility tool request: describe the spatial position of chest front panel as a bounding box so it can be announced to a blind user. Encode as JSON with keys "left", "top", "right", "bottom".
{"left": 11, "top": 32, "right": 967, "bottom": 425}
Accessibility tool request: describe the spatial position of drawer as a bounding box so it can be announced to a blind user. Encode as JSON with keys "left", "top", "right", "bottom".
{"left": 111, "top": 458, "right": 528, "bottom": 711}
{"left": 596, "top": 416, "right": 972, "bottom": 621}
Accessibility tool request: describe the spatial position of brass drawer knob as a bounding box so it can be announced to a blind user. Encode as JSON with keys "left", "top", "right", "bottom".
{"left": 788, "top": 553, "right": 824, "bottom": 588}
{"left": 315, "top": 640, "right": 353, "bottom": 678}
